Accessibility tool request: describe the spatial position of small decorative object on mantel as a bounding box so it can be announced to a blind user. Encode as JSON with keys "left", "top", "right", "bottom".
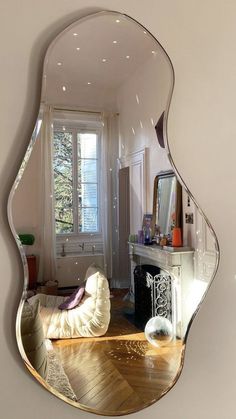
{"left": 172, "top": 227, "right": 182, "bottom": 247}
{"left": 142, "top": 213, "right": 153, "bottom": 245}
{"left": 143, "top": 225, "right": 152, "bottom": 245}
{"left": 160, "top": 235, "right": 167, "bottom": 247}
{"left": 145, "top": 316, "right": 174, "bottom": 347}
{"left": 152, "top": 224, "right": 161, "bottom": 245}
{"left": 138, "top": 230, "right": 144, "bottom": 244}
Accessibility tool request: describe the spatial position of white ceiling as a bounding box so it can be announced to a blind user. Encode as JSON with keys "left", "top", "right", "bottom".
{"left": 42, "top": 12, "right": 162, "bottom": 110}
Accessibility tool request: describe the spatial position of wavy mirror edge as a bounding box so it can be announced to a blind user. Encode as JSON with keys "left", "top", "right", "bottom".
{"left": 163, "top": 118, "right": 220, "bottom": 343}
{"left": 7, "top": 9, "right": 220, "bottom": 416}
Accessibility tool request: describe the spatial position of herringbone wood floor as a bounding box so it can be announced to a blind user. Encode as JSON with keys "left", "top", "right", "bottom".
{"left": 52, "top": 290, "right": 184, "bottom": 415}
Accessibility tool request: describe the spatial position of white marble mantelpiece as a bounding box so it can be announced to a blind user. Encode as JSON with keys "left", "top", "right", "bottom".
{"left": 129, "top": 243, "right": 194, "bottom": 276}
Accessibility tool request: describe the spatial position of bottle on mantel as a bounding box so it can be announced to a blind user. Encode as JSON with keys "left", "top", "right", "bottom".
{"left": 172, "top": 227, "right": 182, "bottom": 247}
{"left": 153, "top": 224, "right": 160, "bottom": 245}
{"left": 143, "top": 224, "right": 152, "bottom": 245}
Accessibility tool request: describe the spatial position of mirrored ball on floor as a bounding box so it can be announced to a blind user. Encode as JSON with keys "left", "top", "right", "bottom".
{"left": 144, "top": 316, "right": 174, "bottom": 347}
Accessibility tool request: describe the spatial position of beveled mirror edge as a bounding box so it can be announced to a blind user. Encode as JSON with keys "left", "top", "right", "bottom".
{"left": 6, "top": 8, "right": 219, "bottom": 416}
{"left": 163, "top": 101, "right": 220, "bottom": 346}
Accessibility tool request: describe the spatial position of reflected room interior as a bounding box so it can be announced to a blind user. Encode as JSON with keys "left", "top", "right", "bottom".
{"left": 10, "top": 11, "right": 219, "bottom": 416}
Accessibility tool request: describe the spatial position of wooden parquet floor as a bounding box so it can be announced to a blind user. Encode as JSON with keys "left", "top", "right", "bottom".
{"left": 52, "top": 289, "right": 184, "bottom": 415}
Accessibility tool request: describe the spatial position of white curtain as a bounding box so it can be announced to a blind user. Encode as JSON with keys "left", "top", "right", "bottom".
{"left": 38, "top": 105, "right": 56, "bottom": 283}
{"left": 101, "top": 112, "right": 119, "bottom": 280}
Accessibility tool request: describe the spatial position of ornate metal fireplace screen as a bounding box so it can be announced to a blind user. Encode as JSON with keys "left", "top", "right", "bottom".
{"left": 146, "top": 272, "right": 173, "bottom": 322}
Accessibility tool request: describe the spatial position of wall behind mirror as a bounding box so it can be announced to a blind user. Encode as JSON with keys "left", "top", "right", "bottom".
{"left": 8, "top": 10, "right": 219, "bottom": 416}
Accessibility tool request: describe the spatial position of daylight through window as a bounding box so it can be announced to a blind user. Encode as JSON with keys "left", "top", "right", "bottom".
{"left": 53, "top": 127, "right": 100, "bottom": 235}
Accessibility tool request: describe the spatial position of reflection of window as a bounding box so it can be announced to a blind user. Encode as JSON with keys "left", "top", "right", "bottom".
{"left": 53, "top": 127, "right": 100, "bottom": 236}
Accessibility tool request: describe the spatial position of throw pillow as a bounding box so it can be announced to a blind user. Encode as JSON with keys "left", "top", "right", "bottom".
{"left": 58, "top": 286, "right": 85, "bottom": 310}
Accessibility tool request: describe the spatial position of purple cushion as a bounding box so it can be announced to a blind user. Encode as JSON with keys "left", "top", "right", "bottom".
{"left": 58, "top": 286, "right": 85, "bottom": 310}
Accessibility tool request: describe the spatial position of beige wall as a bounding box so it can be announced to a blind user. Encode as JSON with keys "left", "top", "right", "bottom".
{"left": 1, "top": 1, "right": 236, "bottom": 419}
{"left": 118, "top": 55, "right": 172, "bottom": 213}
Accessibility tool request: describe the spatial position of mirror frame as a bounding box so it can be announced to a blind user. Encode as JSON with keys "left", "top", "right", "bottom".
{"left": 152, "top": 170, "right": 182, "bottom": 234}
{"left": 6, "top": 8, "right": 220, "bottom": 417}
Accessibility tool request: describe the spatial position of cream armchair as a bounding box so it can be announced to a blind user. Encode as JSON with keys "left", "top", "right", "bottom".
{"left": 28, "top": 265, "right": 111, "bottom": 339}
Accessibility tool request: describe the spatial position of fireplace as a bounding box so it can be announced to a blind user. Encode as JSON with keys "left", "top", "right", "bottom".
{"left": 134, "top": 264, "right": 172, "bottom": 329}
{"left": 129, "top": 242, "right": 194, "bottom": 337}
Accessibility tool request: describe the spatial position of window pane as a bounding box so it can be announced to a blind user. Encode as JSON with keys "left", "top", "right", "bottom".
{"left": 79, "top": 208, "right": 98, "bottom": 232}
{"left": 78, "top": 133, "right": 97, "bottom": 158}
{"left": 79, "top": 183, "right": 97, "bottom": 207}
{"left": 78, "top": 159, "right": 97, "bottom": 183}
{"left": 53, "top": 131, "right": 74, "bottom": 234}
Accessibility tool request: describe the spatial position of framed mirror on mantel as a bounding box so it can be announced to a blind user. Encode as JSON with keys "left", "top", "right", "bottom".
{"left": 152, "top": 170, "right": 182, "bottom": 237}
{"left": 8, "top": 10, "right": 219, "bottom": 416}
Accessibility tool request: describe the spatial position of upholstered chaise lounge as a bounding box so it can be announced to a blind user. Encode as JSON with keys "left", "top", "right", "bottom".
{"left": 28, "top": 265, "right": 111, "bottom": 339}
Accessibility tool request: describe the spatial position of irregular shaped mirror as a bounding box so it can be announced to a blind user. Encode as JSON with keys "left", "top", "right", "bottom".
{"left": 8, "top": 10, "right": 219, "bottom": 416}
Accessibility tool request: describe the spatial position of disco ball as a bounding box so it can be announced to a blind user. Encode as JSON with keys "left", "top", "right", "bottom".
{"left": 144, "top": 316, "right": 174, "bottom": 348}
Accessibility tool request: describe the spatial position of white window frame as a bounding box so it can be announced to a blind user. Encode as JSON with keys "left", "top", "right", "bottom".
{"left": 53, "top": 120, "right": 102, "bottom": 248}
